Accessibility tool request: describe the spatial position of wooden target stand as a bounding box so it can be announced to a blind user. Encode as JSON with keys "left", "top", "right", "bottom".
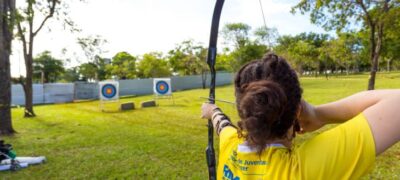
{"left": 99, "top": 81, "right": 120, "bottom": 112}
{"left": 153, "top": 78, "right": 174, "bottom": 105}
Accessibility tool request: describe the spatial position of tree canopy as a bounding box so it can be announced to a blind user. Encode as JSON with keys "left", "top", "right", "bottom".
{"left": 107, "top": 52, "right": 136, "bottom": 80}
{"left": 292, "top": 0, "right": 400, "bottom": 89}
{"left": 33, "top": 51, "right": 65, "bottom": 83}
{"left": 137, "top": 52, "right": 171, "bottom": 78}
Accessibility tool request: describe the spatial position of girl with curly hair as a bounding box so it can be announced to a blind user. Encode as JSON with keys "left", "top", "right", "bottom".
{"left": 201, "top": 53, "right": 400, "bottom": 179}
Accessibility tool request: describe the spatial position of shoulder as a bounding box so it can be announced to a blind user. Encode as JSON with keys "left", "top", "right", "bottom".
{"left": 219, "top": 126, "right": 239, "bottom": 149}
{"left": 220, "top": 126, "right": 238, "bottom": 142}
{"left": 295, "top": 113, "right": 375, "bottom": 179}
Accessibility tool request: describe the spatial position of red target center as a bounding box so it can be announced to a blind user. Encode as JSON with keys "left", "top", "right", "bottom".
{"left": 106, "top": 88, "right": 112, "bottom": 94}
{"left": 159, "top": 85, "right": 165, "bottom": 90}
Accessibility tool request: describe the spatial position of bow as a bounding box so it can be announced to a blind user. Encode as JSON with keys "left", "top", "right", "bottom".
{"left": 206, "top": 0, "right": 225, "bottom": 179}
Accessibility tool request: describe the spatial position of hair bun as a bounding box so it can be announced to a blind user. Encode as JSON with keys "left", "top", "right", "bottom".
{"left": 239, "top": 80, "right": 287, "bottom": 118}
{"left": 237, "top": 80, "right": 288, "bottom": 149}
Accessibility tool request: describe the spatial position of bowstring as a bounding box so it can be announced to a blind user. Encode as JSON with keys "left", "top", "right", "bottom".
{"left": 258, "top": 0, "right": 268, "bottom": 32}
{"left": 258, "top": 0, "right": 273, "bottom": 51}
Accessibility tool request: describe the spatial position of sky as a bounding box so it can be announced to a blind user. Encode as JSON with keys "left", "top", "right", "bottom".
{"left": 10, "top": 0, "right": 331, "bottom": 77}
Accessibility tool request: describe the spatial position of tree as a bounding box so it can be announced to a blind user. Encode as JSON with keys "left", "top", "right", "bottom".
{"left": 254, "top": 26, "right": 279, "bottom": 48}
{"left": 380, "top": 7, "right": 400, "bottom": 71}
{"left": 196, "top": 47, "right": 209, "bottom": 89}
{"left": 221, "top": 23, "right": 268, "bottom": 70}
{"left": 137, "top": 52, "right": 171, "bottom": 78}
{"left": 15, "top": 0, "right": 79, "bottom": 117}
{"left": 274, "top": 32, "right": 330, "bottom": 75}
{"left": 318, "top": 42, "right": 335, "bottom": 78}
{"left": 168, "top": 40, "right": 210, "bottom": 88}
{"left": 79, "top": 63, "right": 98, "bottom": 81}
{"left": 216, "top": 50, "right": 236, "bottom": 72}
{"left": 77, "top": 35, "right": 107, "bottom": 62}
{"left": 0, "top": 0, "right": 16, "bottom": 135}
{"left": 222, "top": 23, "right": 251, "bottom": 49}
{"left": 62, "top": 67, "right": 80, "bottom": 82}
{"left": 324, "top": 38, "right": 352, "bottom": 74}
{"left": 231, "top": 42, "right": 267, "bottom": 69}
{"left": 33, "top": 51, "right": 65, "bottom": 83}
{"left": 106, "top": 52, "right": 136, "bottom": 79}
{"left": 168, "top": 40, "right": 208, "bottom": 76}
{"left": 326, "top": 33, "right": 363, "bottom": 74}
{"left": 275, "top": 35, "right": 299, "bottom": 72}
{"left": 77, "top": 35, "right": 108, "bottom": 81}
{"left": 95, "top": 56, "right": 108, "bottom": 81}
{"left": 77, "top": 56, "right": 109, "bottom": 82}
{"left": 292, "top": 0, "right": 400, "bottom": 90}
{"left": 288, "top": 41, "right": 318, "bottom": 75}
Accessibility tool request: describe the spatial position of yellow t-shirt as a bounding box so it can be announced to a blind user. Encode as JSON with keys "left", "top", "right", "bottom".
{"left": 218, "top": 113, "right": 376, "bottom": 180}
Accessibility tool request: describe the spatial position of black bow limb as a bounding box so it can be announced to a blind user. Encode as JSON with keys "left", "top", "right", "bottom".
{"left": 205, "top": 0, "right": 225, "bottom": 180}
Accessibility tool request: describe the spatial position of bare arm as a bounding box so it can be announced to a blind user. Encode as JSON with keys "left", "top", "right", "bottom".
{"left": 301, "top": 90, "right": 400, "bottom": 155}
{"left": 315, "top": 90, "right": 399, "bottom": 124}
{"left": 363, "top": 90, "right": 400, "bottom": 154}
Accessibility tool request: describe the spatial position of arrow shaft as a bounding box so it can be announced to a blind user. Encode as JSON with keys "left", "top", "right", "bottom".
{"left": 200, "top": 97, "right": 235, "bottom": 105}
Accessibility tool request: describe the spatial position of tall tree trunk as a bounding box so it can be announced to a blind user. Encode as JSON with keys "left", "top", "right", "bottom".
{"left": 23, "top": 52, "right": 36, "bottom": 117}
{"left": 297, "top": 63, "right": 303, "bottom": 76}
{"left": 367, "top": 0, "right": 389, "bottom": 90}
{"left": 0, "top": 0, "right": 15, "bottom": 135}
{"left": 21, "top": 3, "right": 36, "bottom": 117}
{"left": 387, "top": 58, "right": 391, "bottom": 72}
{"left": 368, "top": 23, "right": 384, "bottom": 90}
{"left": 334, "top": 65, "right": 339, "bottom": 77}
{"left": 325, "top": 70, "right": 328, "bottom": 80}
{"left": 367, "top": 24, "right": 377, "bottom": 90}
{"left": 355, "top": 60, "right": 360, "bottom": 73}
{"left": 14, "top": 0, "right": 57, "bottom": 118}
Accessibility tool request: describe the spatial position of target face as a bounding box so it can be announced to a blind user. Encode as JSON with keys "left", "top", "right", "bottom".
{"left": 156, "top": 81, "right": 169, "bottom": 95}
{"left": 102, "top": 84, "right": 117, "bottom": 98}
{"left": 99, "top": 81, "right": 119, "bottom": 101}
{"left": 153, "top": 78, "right": 172, "bottom": 96}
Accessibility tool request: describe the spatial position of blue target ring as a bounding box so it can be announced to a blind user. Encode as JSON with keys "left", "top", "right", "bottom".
{"left": 156, "top": 81, "right": 169, "bottom": 95}
{"left": 101, "top": 84, "right": 117, "bottom": 99}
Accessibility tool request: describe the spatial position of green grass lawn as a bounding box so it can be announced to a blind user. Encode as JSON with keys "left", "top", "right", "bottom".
{"left": 1, "top": 73, "right": 400, "bottom": 179}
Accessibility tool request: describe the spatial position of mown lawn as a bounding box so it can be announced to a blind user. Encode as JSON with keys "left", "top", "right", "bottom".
{"left": 1, "top": 72, "right": 400, "bottom": 179}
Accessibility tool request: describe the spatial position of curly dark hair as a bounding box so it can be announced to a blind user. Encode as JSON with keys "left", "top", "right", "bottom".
{"left": 234, "top": 53, "right": 302, "bottom": 153}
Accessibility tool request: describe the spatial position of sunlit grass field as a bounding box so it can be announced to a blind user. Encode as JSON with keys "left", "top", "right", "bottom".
{"left": 1, "top": 72, "right": 400, "bottom": 179}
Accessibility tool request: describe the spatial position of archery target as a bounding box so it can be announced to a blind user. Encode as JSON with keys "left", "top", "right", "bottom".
{"left": 153, "top": 78, "right": 172, "bottom": 96}
{"left": 99, "top": 81, "right": 119, "bottom": 100}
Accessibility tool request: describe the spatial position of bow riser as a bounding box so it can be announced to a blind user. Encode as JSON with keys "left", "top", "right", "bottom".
{"left": 206, "top": 0, "right": 225, "bottom": 180}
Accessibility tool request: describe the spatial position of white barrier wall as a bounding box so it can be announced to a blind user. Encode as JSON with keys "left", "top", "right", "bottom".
{"left": 43, "top": 83, "right": 74, "bottom": 104}
{"left": 11, "top": 84, "right": 44, "bottom": 105}
{"left": 119, "top": 79, "right": 153, "bottom": 96}
{"left": 118, "top": 73, "right": 233, "bottom": 96}
{"left": 74, "top": 82, "right": 98, "bottom": 100}
{"left": 11, "top": 83, "right": 74, "bottom": 105}
{"left": 11, "top": 73, "right": 234, "bottom": 105}
{"left": 172, "top": 72, "right": 232, "bottom": 91}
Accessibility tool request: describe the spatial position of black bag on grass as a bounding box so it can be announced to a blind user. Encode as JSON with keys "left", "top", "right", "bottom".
{"left": 0, "top": 140, "right": 15, "bottom": 161}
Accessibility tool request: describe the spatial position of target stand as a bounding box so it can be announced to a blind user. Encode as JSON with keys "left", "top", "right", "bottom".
{"left": 99, "top": 81, "right": 120, "bottom": 112}
{"left": 153, "top": 78, "right": 174, "bottom": 105}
